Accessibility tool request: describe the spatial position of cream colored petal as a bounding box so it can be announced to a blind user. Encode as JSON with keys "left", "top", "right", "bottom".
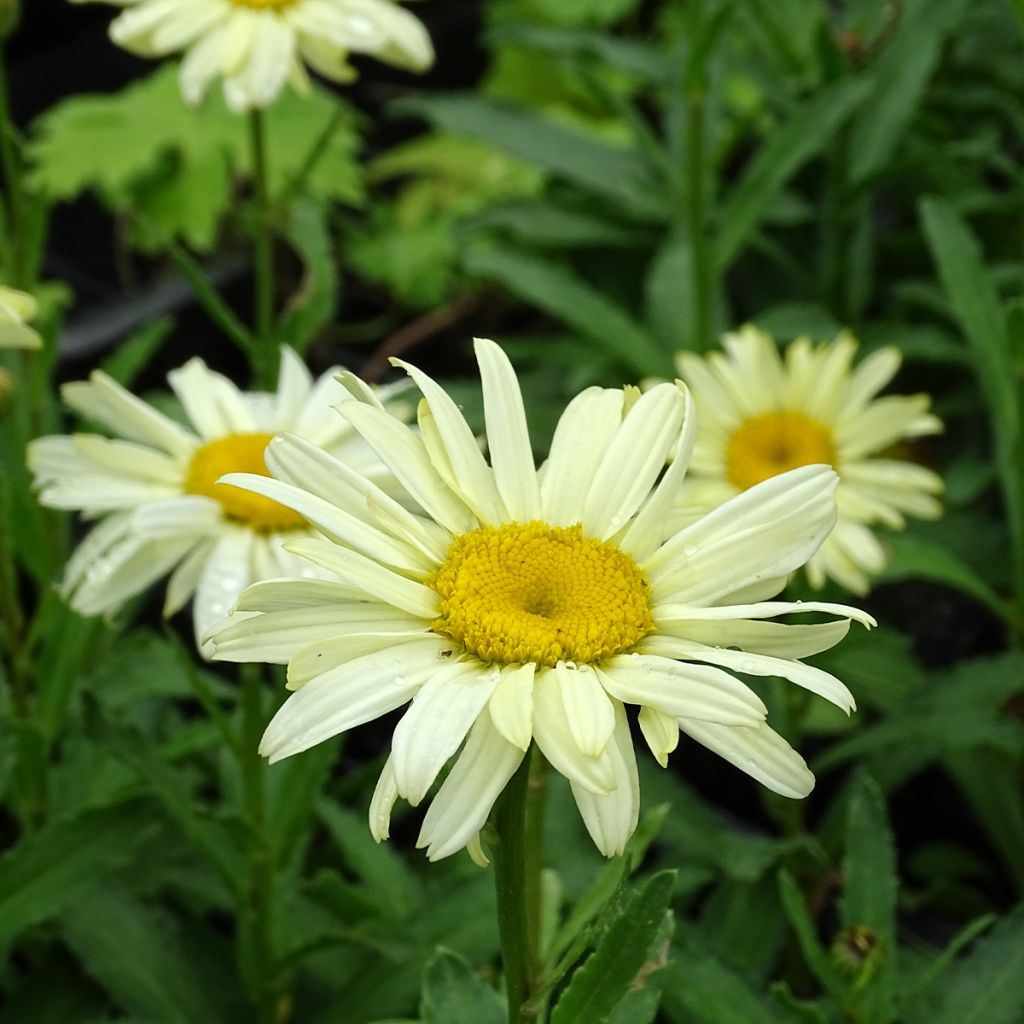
{"left": 193, "top": 528, "right": 254, "bottom": 655}
{"left": 283, "top": 536, "right": 439, "bottom": 619}
{"left": 596, "top": 655, "right": 766, "bottom": 724}
{"left": 417, "top": 713, "right": 526, "bottom": 861}
{"left": 337, "top": 402, "right": 474, "bottom": 535}
{"left": 647, "top": 636, "right": 855, "bottom": 714}
{"left": 652, "top": 599, "right": 876, "bottom": 628}
{"left": 582, "top": 383, "right": 685, "bottom": 540}
{"left": 679, "top": 719, "right": 814, "bottom": 799}
{"left": 475, "top": 338, "right": 540, "bottom": 522}
{"left": 272, "top": 346, "right": 315, "bottom": 428}
{"left": 555, "top": 661, "right": 616, "bottom": 759}
{"left": 391, "top": 356, "right": 505, "bottom": 526}
{"left": 167, "top": 357, "right": 255, "bottom": 440}
{"left": 638, "top": 705, "right": 678, "bottom": 767}
{"left": 540, "top": 387, "right": 624, "bottom": 527}
{"left": 163, "top": 537, "right": 216, "bottom": 616}
{"left": 646, "top": 465, "right": 838, "bottom": 606}
{"left": 131, "top": 496, "right": 222, "bottom": 539}
{"left": 391, "top": 660, "right": 499, "bottom": 805}
{"left": 287, "top": 628, "right": 432, "bottom": 689}
{"left": 570, "top": 701, "right": 639, "bottom": 858}
{"left": 234, "top": 576, "right": 365, "bottom": 611}
{"left": 369, "top": 756, "right": 399, "bottom": 842}
{"left": 180, "top": 24, "right": 227, "bottom": 105}
{"left": 258, "top": 636, "right": 446, "bottom": 762}
{"left": 841, "top": 346, "right": 901, "bottom": 414}
{"left": 619, "top": 384, "right": 696, "bottom": 561}
{"left": 654, "top": 616, "right": 852, "bottom": 659}
{"left": 62, "top": 372, "right": 197, "bottom": 458}
{"left": 217, "top": 471, "right": 429, "bottom": 574}
{"left": 835, "top": 395, "right": 941, "bottom": 459}
{"left": 488, "top": 662, "right": 536, "bottom": 751}
{"left": 533, "top": 667, "right": 615, "bottom": 795}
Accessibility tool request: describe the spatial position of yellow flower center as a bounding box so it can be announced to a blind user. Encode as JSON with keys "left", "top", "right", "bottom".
{"left": 226, "top": 0, "right": 298, "bottom": 9}
{"left": 727, "top": 412, "right": 836, "bottom": 491}
{"left": 184, "top": 433, "right": 306, "bottom": 533}
{"left": 428, "top": 521, "right": 654, "bottom": 668}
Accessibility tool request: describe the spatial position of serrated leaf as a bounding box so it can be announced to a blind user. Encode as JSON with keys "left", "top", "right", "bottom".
{"left": 904, "top": 904, "right": 1024, "bottom": 1024}
{"left": 551, "top": 870, "right": 675, "bottom": 1024}
{"left": 463, "top": 246, "right": 666, "bottom": 376}
{"left": 0, "top": 799, "right": 158, "bottom": 946}
{"left": 62, "top": 885, "right": 243, "bottom": 1024}
{"left": 419, "top": 949, "right": 504, "bottom": 1024}
{"left": 716, "top": 78, "right": 871, "bottom": 268}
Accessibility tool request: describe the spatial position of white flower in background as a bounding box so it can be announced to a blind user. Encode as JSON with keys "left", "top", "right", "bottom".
{"left": 676, "top": 326, "right": 943, "bottom": 595}
{"left": 28, "top": 348, "right": 406, "bottom": 654}
{"left": 209, "top": 337, "right": 872, "bottom": 864}
{"left": 0, "top": 285, "right": 42, "bottom": 350}
{"left": 71, "top": 0, "right": 434, "bottom": 112}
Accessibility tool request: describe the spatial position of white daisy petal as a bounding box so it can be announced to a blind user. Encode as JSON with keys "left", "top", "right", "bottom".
{"left": 638, "top": 705, "right": 679, "bottom": 768}
{"left": 555, "top": 661, "right": 616, "bottom": 758}
{"left": 540, "top": 387, "right": 624, "bottom": 526}
{"left": 417, "top": 713, "right": 526, "bottom": 861}
{"left": 391, "top": 660, "right": 499, "bottom": 805}
{"left": 488, "top": 662, "right": 536, "bottom": 752}
{"left": 474, "top": 337, "right": 541, "bottom": 521}
{"left": 597, "top": 655, "right": 766, "bottom": 725}
{"left": 570, "top": 701, "right": 639, "bottom": 857}
{"left": 369, "top": 756, "right": 399, "bottom": 843}
{"left": 259, "top": 636, "right": 446, "bottom": 762}
{"left": 193, "top": 528, "right": 254, "bottom": 655}
{"left": 679, "top": 719, "right": 814, "bottom": 799}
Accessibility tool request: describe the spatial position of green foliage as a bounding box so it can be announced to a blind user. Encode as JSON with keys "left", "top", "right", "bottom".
{"left": 419, "top": 949, "right": 505, "bottom": 1024}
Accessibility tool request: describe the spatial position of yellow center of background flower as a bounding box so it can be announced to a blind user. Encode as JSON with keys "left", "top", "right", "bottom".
{"left": 726, "top": 411, "right": 836, "bottom": 490}
{"left": 185, "top": 433, "right": 306, "bottom": 532}
{"left": 429, "top": 521, "right": 653, "bottom": 668}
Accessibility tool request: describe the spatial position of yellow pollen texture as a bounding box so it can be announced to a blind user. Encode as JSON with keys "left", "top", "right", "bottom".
{"left": 727, "top": 411, "right": 836, "bottom": 491}
{"left": 184, "top": 433, "right": 306, "bottom": 533}
{"left": 428, "top": 521, "right": 654, "bottom": 669}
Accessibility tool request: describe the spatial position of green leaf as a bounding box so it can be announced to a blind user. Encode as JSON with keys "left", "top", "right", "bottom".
{"left": 840, "top": 774, "right": 897, "bottom": 1022}
{"left": 465, "top": 200, "right": 647, "bottom": 249}
{"left": 847, "top": 0, "right": 969, "bottom": 184}
{"left": 318, "top": 799, "right": 422, "bottom": 921}
{"left": 661, "top": 926, "right": 784, "bottom": 1024}
{"left": 277, "top": 199, "right": 338, "bottom": 353}
{"left": 419, "top": 949, "right": 504, "bottom": 1024}
{"left": 463, "top": 246, "right": 666, "bottom": 376}
{"left": 645, "top": 230, "right": 695, "bottom": 354}
{"left": 904, "top": 904, "right": 1024, "bottom": 1024}
{"left": 878, "top": 532, "right": 1011, "bottom": 621}
{"left": 99, "top": 316, "right": 175, "bottom": 388}
{"left": 919, "top": 196, "right": 1017, "bottom": 448}
{"left": 62, "top": 884, "right": 243, "bottom": 1024}
{"left": 0, "top": 799, "right": 158, "bottom": 946}
{"left": 399, "top": 96, "right": 668, "bottom": 220}
{"left": 777, "top": 869, "right": 843, "bottom": 999}
{"left": 551, "top": 870, "right": 675, "bottom": 1024}
{"left": 716, "top": 78, "right": 871, "bottom": 268}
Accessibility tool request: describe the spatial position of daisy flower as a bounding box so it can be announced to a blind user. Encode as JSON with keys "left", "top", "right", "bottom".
{"left": 71, "top": 0, "right": 433, "bottom": 113}
{"left": 208, "top": 338, "right": 872, "bottom": 862}
{"left": 27, "top": 348, "right": 405, "bottom": 653}
{"left": 0, "top": 285, "right": 42, "bottom": 350}
{"left": 676, "top": 326, "right": 943, "bottom": 595}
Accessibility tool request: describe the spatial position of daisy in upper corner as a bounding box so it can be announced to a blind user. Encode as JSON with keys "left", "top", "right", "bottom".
{"left": 28, "top": 348, "right": 406, "bottom": 654}
{"left": 676, "top": 325, "right": 943, "bottom": 595}
{"left": 71, "top": 0, "right": 433, "bottom": 112}
{"left": 0, "top": 285, "right": 42, "bottom": 349}
{"left": 208, "top": 337, "right": 874, "bottom": 864}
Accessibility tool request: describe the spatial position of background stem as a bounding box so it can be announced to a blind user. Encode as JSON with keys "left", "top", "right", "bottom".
{"left": 248, "top": 109, "right": 278, "bottom": 388}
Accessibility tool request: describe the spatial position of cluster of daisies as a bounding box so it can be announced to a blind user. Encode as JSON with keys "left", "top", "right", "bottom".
{"left": 26, "top": 332, "right": 942, "bottom": 861}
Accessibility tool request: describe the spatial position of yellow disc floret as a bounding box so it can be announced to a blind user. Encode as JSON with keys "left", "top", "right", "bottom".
{"left": 429, "top": 521, "right": 654, "bottom": 668}
{"left": 727, "top": 411, "right": 836, "bottom": 491}
{"left": 185, "top": 433, "right": 305, "bottom": 532}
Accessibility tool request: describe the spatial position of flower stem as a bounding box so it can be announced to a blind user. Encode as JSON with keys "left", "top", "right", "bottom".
{"left": 0, "top": 44, "right": 25, "bottom": 286}
{"left": 248, "top": 109, "right": 278, "bottom": 389}
{"left": 240, "top": 666, "right": 278, "bottom": 1024}
{"left": 491, "top": 749, "right": 543, "bottom": 1024}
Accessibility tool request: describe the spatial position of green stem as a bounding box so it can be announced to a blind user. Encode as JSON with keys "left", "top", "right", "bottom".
{"left": 686, "top": 88, "right": 712, "bottom": 352}
{"left": 248, "top": 109, "right": 278, "bottom": 388}
{"left": 280, "top": 103, "right": 347, "bottom": 207}
{"left": 0, "top": 44, "right": 25, "bottom": 286}
{"left": 240, "top": 667, "right": 277, "bottom": 1024}
{"left": 491, "top": 751, "right": 542, "bottom": 1024}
